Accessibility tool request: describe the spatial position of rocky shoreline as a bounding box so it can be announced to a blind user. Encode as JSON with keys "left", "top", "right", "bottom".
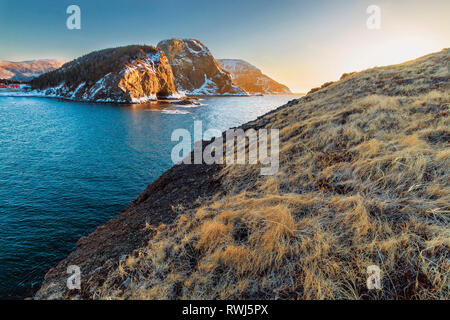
{"left": 34, "top": 159, "right": 228, "bottom": 299}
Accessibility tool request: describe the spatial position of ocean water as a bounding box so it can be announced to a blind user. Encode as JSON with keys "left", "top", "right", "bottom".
{"left": 0, "top": 95, "right": 300, "bottom": 299}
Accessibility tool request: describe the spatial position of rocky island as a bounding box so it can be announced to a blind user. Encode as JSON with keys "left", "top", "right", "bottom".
{"left": 0, "top": 59, "right": 66, "bottom": 81}
{"left": 10, "top": 39, "right": 295, "bottom": 103}
{"left": 28, "top": 39, "right": 248, "bottom": 103}
{"left": 23, "top": 39, "right": 296, "bottom": 103}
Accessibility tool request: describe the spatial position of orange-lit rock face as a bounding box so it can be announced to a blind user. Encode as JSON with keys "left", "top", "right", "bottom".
{"left": 117, "top": 51, "right": 178, "bottom": 102}
{"left": 157, "top": 39, "right": 247, "bottom": 96}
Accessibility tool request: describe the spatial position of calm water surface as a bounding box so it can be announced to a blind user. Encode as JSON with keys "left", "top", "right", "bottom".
{"left": 0, "top": 95, "right": 300, "bottom": 298}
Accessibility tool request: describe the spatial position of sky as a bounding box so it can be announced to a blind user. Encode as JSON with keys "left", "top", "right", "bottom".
{"left": 0, "top": 0, "right": 449, "bottom": 92}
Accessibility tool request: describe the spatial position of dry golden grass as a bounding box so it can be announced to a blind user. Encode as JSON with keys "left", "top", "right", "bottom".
{"left": 95, "top": 49, "right": 449, "bottom": 300}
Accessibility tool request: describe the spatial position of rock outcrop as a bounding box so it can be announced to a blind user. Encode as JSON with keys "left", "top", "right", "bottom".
{"left": 0, "top": 59, "right": 67, "bottom": 81}
{"left": 157, "top": 39, "right": 247, "bottom": 96}
{"left": 31, "top": 46, "right": 179, "bottom": 103}
{"left": 218, "top": 59, "right": 291, "bottom": 95}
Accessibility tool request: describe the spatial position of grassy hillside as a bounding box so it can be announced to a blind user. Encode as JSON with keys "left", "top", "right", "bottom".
{"left": 37, "top": 49, "right": 449, "bottom": 300}
{"left": 93, "top": 49, "right": 449, "bottom": 300}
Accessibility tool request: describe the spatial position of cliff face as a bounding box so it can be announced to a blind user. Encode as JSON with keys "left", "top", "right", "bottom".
{"left": 0, "top": 59, "right": 67, "bottom": 81}
{"left": 218, "top": 59, "right": 292, "bottom": 95}
{"left": 157, "top": 39, "right": 247, "bottom": 96}
{"left": 31, "top": 46, "right": 179, "bottom": 103}
{"left": 35, "top": 49, "right": 449, "bottom": 300}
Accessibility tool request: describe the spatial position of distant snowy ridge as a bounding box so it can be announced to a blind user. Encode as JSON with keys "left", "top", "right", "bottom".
{"left": 0, "top": 59, "right": 67, "bottom": 81}
{"left": 218, "top": 59, "right": 291, "bottom": 95}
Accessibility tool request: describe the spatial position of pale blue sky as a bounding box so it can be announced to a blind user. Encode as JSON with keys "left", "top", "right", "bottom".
{"left": 0, "top": 0, "right": 449, "bottom": 92}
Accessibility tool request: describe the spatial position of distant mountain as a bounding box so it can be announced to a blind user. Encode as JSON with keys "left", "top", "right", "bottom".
{"left": 31, "top": 45, "right": 179, "bottom": 103}
{"left": 0, "top": 59, "right": 67, "bottom": 81}
{"left": 218, "top": 59, "right": 291, "bottom": 95}
{"left": 157, "top": 39, "right": 247, "bottom": 96}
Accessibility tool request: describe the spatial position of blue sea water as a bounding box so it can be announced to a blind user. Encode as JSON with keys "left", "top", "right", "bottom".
{"left": 0, "top": 95, "right": 300, "bottom": 299}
